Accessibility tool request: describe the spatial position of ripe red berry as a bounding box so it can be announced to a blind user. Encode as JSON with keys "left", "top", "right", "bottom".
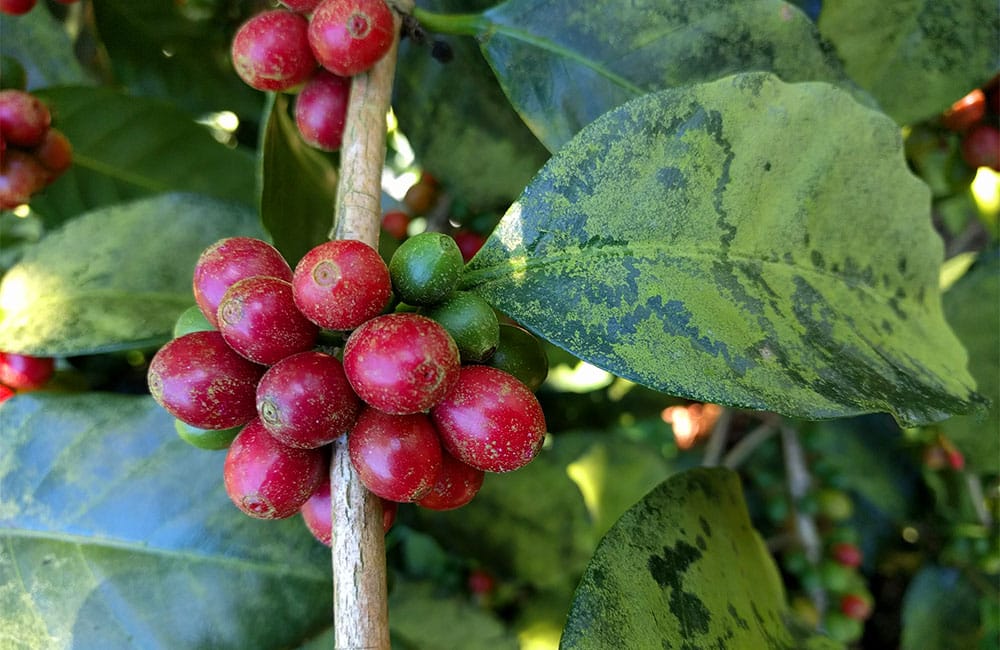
{"left": 256, "top": 351, "right": 360, "bottom": 448}
{"left": 294, "top": 70, "right": 350, "bottom": 151}
{"left": 0, "top": 351, "right": 54, "bottom": 390}
{"left": 961, "top": 124, "right": 1000, "bottom": 170}
{"left": 839, "top": 594, "right": 872, "bottom": 621}
{"left": 231, "top": 9, "right": 316, "bottom": 92}
{"left": 223, "top": 419, "right": 325, "bottom": 519}
{"left": 348, "top": 408, "right": 443, "bottom": 502}
{"left": 0, "top": 149, "right": 50, "bottom": 209}
{"left": 33, "top": 127, "right": 72, "bottom": 178}
{"left": 416, "top": 450, "right": 484, "bottom": 511}
{"left": 0, "top": 90, "right": 51, "bottom": 147}
{"left": 193, "top": 237, "right": 293, "bottom": 328}
{"left": 147, "top": 331, "right": 264, "bottom": 430}
{"left": 217, "top": 276, "right": 318, "bottom": 365}
{"left": 0, "top": 384, "right": 14, "bottom": 404}
{"left": 432, "top": 365, "right": 546, "bottom": 473}
{"left": 308, "top": 0, "right": 395, "bottom": 77}
{"left": 830, "top": 542, "right": 863, "bottom": 568}
{"left": 467, "top": 568, "right": 496, "bottom": 597}
{"left": 947, "top": 448, "right": 966, "bottom": 471}
{"left": 301, "top": 478, "right": 396, "bottom": 546}
{"left": 0, "top": 0, "right": 37, "bottom": 15}
{"left": 381, "top": 210, "right": 409, "bottom": 240}
{"left": 942, "top": 88, "right": 987, "bottom": 132}
{"left": 343, "top": 313, "right": 461, "bottom": 414}
{"left": 453, "top": 229, "right": 486, "bottom": 263}
{"left": 292, "top": 239, "right": 392, "bottom": 330}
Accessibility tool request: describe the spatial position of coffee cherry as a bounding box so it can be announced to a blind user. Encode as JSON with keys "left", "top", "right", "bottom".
{"left": 467, "top": 568, "right": 496, "bottom": 597}
{"left": 231, "top": 9, "right": 316, "bottom": 92}
{"left": 223, "top": 418, "right": 325, "bottom": 519}
{"left": 402, "top": 172, "right": 437, "bottom": 214}
{"left": 823, "top": 611, "right": 863, "bottom": 643}
{"left": 193, "top": 237, "right": 293, "bottom": 328}
{"left": 173, "top": 305, "right": 215, "bottom": 338}
{"left": 294, "top": 70, "right": 350, "bottom": 151}
{"left": 280, "top": 0, "right": 321, "bottom": 13}
{"left": 33, "top": 128, "right": 72, "bottom": 178}
{"left": 0, "top": 351, "right": 54, "bottom": 390}
{"left": 301, "top": 478, "right": 396, "bottom": 546}
{"left": 431, "top": 366, "right": 546, "bottom": 473}
{"left": 217, "top": 276, "right": 318, "bottom": 365}
{"left": 961, "top": 124, "right": 1000, "bottom": 170}
{"left": 421, "top": 291, "right": 499, "bottom": 363}
{"left": 343, "top": 313, "right": 460, "bottom": 414}
{"left": 256, "top": 351, "right": 360, "bottom": 448}
{"left": 0, "top": 149, "right": 50, "bottom": 209}
{"left": 485, "top": 325, "right": 547, "bottom": 391}
{"left": 0, "top": 384, "right": 14, "bottom": 404}
{"left": 839, "top": 593, "right": 872, "bottom": 621}
{"left": 0, "top": 0, "right": 36, "bottom": 17}
{"left": 453, "top": 229, "right": 486, "bottom": 263}
{"left": 830, "top": 542, "right": 863, "bottom": 568}
{"left": 816, "top": 487, "right": 854, "bottom": 521}
{"left": 348, "top": 408, "right": 443, "bottom": 502}
{"left": 389, "top": 232, "right": 464, "bottom": 306}
{"left": 308, "top": 0, "right": 395, "bottom": 77}
{"left": 292, "top": 239, "right": 392, "bottom": 330}
{"left": 942, "top": 88, "right": 987, "bottom": 132}
{"left": 0, "top": 90, "right": 51, "bottom": 147}
{"left": 381, "top": 210, "right": 409, "bottom": 240}
{"left": 174, "top": 419, "right": 241, "bottom": 450}
{"left": 147, "top": 331, "right": 264, "bottom": 430}
{"left": 416, "top": 450, "right": 484, "bottom": 511}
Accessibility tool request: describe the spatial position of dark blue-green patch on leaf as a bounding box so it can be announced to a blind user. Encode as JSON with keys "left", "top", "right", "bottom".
{"left": 465, "top": 72, "right": 980, "bottom": 427}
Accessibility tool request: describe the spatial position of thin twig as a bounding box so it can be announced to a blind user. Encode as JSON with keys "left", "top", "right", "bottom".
{"left": 722, "top": 420, "right": 779, "bottom": 469}
{"left": 780, "top": 424, "right": 827, "bottom": 615}
{"left": 701, "top": 407, "right": 732, "bottom": 467}
{"left": 965, "top": 472, "right": 994, "bottom": 529}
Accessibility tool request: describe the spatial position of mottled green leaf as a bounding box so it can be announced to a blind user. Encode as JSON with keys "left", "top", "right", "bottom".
{"left": 0, "top": 6, "right": 93, "bottom": 90}
{"left": 940, "top": 252, "right": 1000, "bottom": 473}
{"left": 388, "top": 581, "right": 519, "bottom": 650}
{"left": 560, "top": 467, "right": 841, "bottom": 649}
{"left": 0, "top": 392, "right": 331, "bottom": 650}
{"left": 28, "top": 86, "right": 256, "bottom": 226}
{"left": 428, "top": 0, "right": 858, "bottom": 151}
{"left": 0, "top": 193, "right": 264, "bottom": 356}
{"left": 901, "top": 566, "right": 983, "bottom": 650}
{"left": 465, "top": 72, "right": 980, "bottom": 427}
{"left": 258, "top": 94, "right": 337, "bottom": 266}
{"left": 819, "top": 0, "right": 1000, "bottom": 125}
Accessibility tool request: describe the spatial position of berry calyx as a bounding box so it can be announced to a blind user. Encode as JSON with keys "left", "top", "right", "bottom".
{"left": 421, "top": 291, "right": 499, "bottom": 363}
{"left": 231, "top": 9, "right": 316, "bottom": 92}
{"left": 416, "top": 450, "right": 484, "bottom": 511}
{"left": 292, "top": 239, "right": 392, "bottom": 330}
{"left": 307, "top": 0, "right": 395, "bottom": 77}
{"left": 294, "top": 70, "right": 350, "bottom": 151}
{"left": 255, "top": 351, "right": 360, "bottom": 448}
{"left": 348, "top": 408, "right": 443, "bottom": 502}
{"left": 193, "top": 237, "right": 293, "bottom": 328}
{"left": 431, "top": 365, "right": 546, "bottom": 473}
{"left": 217, "top": 275, "right": 318, "bottom": 365}
{"left": 389, "top": 232, "right": 464, "bottom": 306}
{"left": 0, "top": 89, "right": 51, "bottom": 147}
{"left": 0, "top": 351, "right": 54, "bottom": 390}
{"left": 343, "top": 313, "right": 461, "bottom": 414}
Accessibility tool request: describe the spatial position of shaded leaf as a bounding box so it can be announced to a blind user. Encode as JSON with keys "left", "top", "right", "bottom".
{"left": 28, "top": 86, "right": 256, "bottom": 227}
{"left": 258, "top": 94, "right": 337, "bottom": 266}
{"left": 467, "top": 0, "right": 859, "bottom": 151}
{"left": 464, "top": 72, "right": 980, "bottom": 427}
{"left": 560, "top": 467, "right": 840, "bottom": 649}
{"left": 819, "top": 0, "right": 1000, "bottom": 125}
{"left": 900, "top": 566, "right": 983, "bottom": 650}
{"left": 0, "top": 193, "right": 264, "bottom": 356}
{"left": 388, "top": 580, "right": 519, "bottom": 650}
{"left": 0, "top": 6, "right": 93, "bottom": 90}
{"left": 0, "top": 392, "right": 331, "bottom": 650}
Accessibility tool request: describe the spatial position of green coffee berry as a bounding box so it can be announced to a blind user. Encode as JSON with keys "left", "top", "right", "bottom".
{"left": 173, "top": 305, "right": 215, "bottom": 338}
{"left": 486, "top": 324, "right": 548, "bottom": 391}
{"left": 422, "top": 291, "right": 499, "bottom": 363}
{"left": 389, "top": 232, "right": 463, "bottom": 305}
{"left": 174, "top": 418, "right": 242, "bottom": 450}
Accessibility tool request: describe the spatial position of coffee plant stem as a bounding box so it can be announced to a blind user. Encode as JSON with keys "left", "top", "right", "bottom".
{"left": 721, "top": 419, "right": 779, "bottom": 469}
{"left": 701, "top": 406, "right": 732, "bottom": 467}
{"left": 328, "top": 2, "right": 412, "bottom": 647}
{"left": 780, "top": 424, "right": 827, "bottom": 614}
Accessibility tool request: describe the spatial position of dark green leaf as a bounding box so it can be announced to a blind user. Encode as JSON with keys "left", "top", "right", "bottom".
{"left": 940, "top": 252, "right": 1000, "bottom": 473}
{"left": 0, "top": 6, "right": 93, "bottom": 89}
{"left": 819, "top": 0, "right": 1000, "bottom": 125}
{"left": 0, "top": 193, "right": 264, "bottom": 356}
{"left": 465, "top": 72, "right": 980, "bottom": 427}
{"left": 900, "top": 566, "right": 983, "bottom": 650}
{"left": 0, "top": 392, "right": 331, "bottom": 650}
{"left": 388, "top": 580, "right": 519, "bottom": 650}
{"left": 468, "top": 0, "right": 859, "bottom": 151}
{"left": 560, "top": 467, "right": 841, "bottom": 649}
{"left": 28, "top": 86, "right": 257, "bottom": 226}
{"left": 258, "top": 94, "right": 337, "bottom": 266}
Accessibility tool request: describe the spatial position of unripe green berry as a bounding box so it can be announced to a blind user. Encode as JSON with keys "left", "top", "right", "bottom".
{"left": 421, "top": 291, "right": 499, "bottom": 363}
{"left": 389, "top": 232, "right": 463, "bottom": 305}
{"left": 823, "top": 611, "right": 863, "bottom": 643}
{"left": 173, "top": 305, "right": 215, "bottom": 338}
{"left": 817, "top": 488, "right": 854, "bottom": 521}
{"left": 486, "top": 324, "right": 548, "bottom": 391}
{"left": 174, "top": 419, "right": 241, "bottom": 450}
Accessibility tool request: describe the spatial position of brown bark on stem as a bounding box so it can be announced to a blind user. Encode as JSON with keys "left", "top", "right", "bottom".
{"left": 329, "top": 2, "right": 412, "bottom": 648}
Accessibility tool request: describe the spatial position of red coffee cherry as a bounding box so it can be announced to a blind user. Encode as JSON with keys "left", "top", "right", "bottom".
{"left": 147, "top": 331, "right": 264, "bottom": 430}
{"left": 0, "top": 0, "right": 38, "bottom": 16}
{"left": 217, "top": 276, "right": 318, "bottom": 365}
{"left": 381, "top": 210, "right": 409, "bottom": 240}
{"left": 256, "top": 351, "right": 360, "bottom": 448}
{"left": 467, "top": 568, "right": 496, "bottom": 597}
{"left": 294, "top": 70, "right": 350, "bottom": 151}
{"left": 961, "top": 124, "right": 1000, "bottom": 170}
{"left": 416, "top": 450, "right": 484, "bottom": 511}
{"left": 830, "top": 542, "right": 863, "bottom": 568}
{"left": 431, "top": 365, "right": 546, "bottom": 473}
{"left": 839, "top": 594, "right": 872, "bottom": 621}
{"left": 308, "top": 0, "right": 395, "bottom": 77}
{"left": 0, "top": 89, "right": 51, "bottom": 147}
{"left": 231, "top": 9, "right": 316, "bottom": 92}
{"left": 301, "top": 478, "right": 396, "bottom": 546}
{"left": 942, "top": 88, "right": 986, "bottom": 132}
{"left": 452, "top": 229, "right": 486, "bottom": 263}
{"left": 0, "top": 384, "right": 14, "bottom": 404}
{"left": 223, "top": 419, "right": 326, "bottom": 519}
{"left": 343, "top": 313, "right": 460, "bottom": 415}
{"left": 0, "top": 351, "right": 54, "bottom": 390}
{"left": 348, "top": 408, "right": 443, "bottom": 502}
{"left": 193, "top": 237, "right": 293, "bottom": 328}
{"left": 33, "top": 128, "right": 72, "bottom": 178}
{"left": 0, "top": 149, "right": 50, "bottom": 209}
{"left": 292, "top": 239, "right": 392, "bottom": 331}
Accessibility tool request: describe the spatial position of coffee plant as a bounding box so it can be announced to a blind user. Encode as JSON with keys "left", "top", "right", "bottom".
{"left": 1, "top": 1, "right": 997, "bottom": 649}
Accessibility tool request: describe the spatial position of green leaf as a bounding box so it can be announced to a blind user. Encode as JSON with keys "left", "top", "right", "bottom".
{"left": 464, "top": 72, "right": 980, "bottom": 427}
{"left": 560, "top": 467, "right": 841, "bottom": 649}
{"left": 28, "top": 86, "right": 256, "bottom": 226}
{"left": 388, "top": 580, "right": 519, "bottom": 650}
{"left": 0, "top": 392, "right": 331, "bottom": 650}
{"left": 0, "top": 193, "right": 264, "bottom": 356}
{"left": 819, "top": 0, "right": 1000, "bottom": 125}
{"left": 258, "top": 94, "right": 337, "bottom": 266}
{"left": 451, "top": 0, "right": 859, "bottom": 151}
{"left": 900, "top": 566, "right": 983, "bottom": 650}
{"left": 940, "top": 252, "right": 1000, "bottom": 473}
{"left": 0, "top": 6, "right": 93, "bottom": 89}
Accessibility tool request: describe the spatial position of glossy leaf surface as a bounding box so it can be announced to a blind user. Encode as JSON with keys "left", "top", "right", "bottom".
{"left": 465, "top": 73, "right": 979, "bottom": 426}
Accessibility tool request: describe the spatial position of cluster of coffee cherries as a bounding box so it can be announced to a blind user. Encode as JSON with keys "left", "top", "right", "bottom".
{"left": 230, "top": 0, "right": 396, "bottom": 151}
{"left": 940, "top": 76, "right": 1000, "bottom": 172}
{"left": 147, "top": 233, "right": 548, "bottom": 546}
{"left": 0, "top": 83, "right": 73, "bottom": 210}
{"left": 0, "top": 0, "right": 77, "bottom": 16}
